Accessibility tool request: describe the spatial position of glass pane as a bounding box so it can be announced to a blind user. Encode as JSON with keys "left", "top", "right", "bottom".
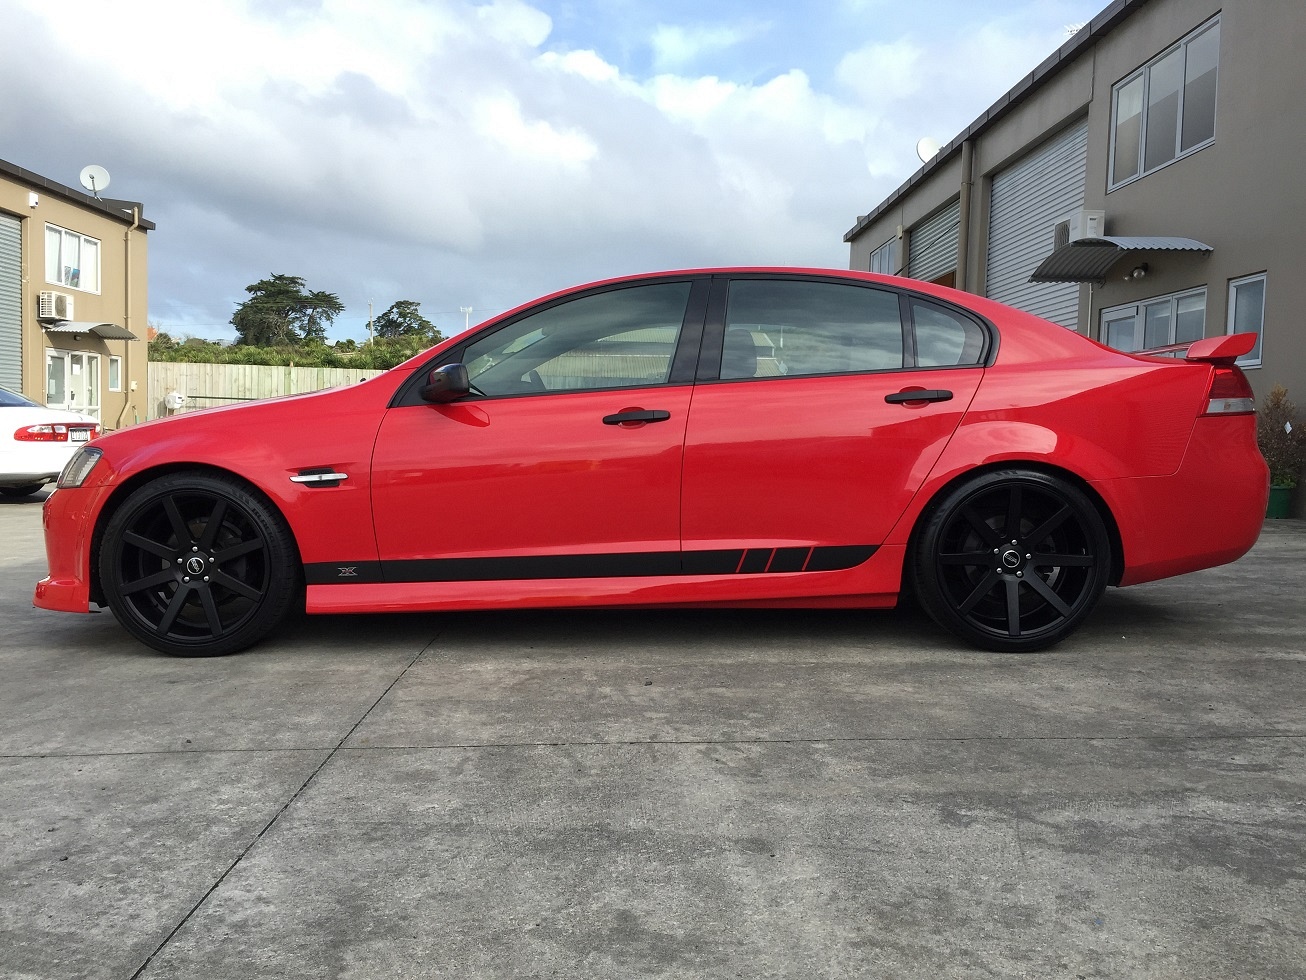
{"left": 912, "top": 301, "right": 985, "bottom": 367}
{"left": 1112, "top": 76, "right": 1144, "bottom": 184}
{"left": 1232, "top": 276, "right": 1265, "bottom": 364}
{"left": 723, "top": 280, "right": 903, "bottom": 379}
{"left": 1181, "top": 23, "right": 1219, "bottom": 151}
{"left": 46, "top": 354, "right": 66, "bottom": 406}
{"left": 464, "top": 282, "right": 691, "bottom": 396}
{"left": 64, "top": 233, "right": 81, "bottom": 289}
{"left": 1144, "top": 49, "right": 1183, "bottom": 171}
{"left": 45, "top": 227, "right": 61, "bottom": 283}
{"left": 1175, "top": 292, "right": 1206, "bottom": 344}
{"left": 1104, "top": 313, "right": 1138, "bottom": 352}
{"left": 81, "top": 238, "right": 100, "bottom": 292}
{"left": 109, "top": 357, "right": 121, "bottom": 391}
{"left": 1143, "top": 302, "right": 1172, "bottom": 348}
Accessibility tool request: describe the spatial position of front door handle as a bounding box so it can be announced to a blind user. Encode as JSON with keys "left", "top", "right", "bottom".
{"left": 602, "top": 409, "right": 671, "bottom": 425}
{"left": 885, "top": 389, "right": 954, "bottom": 405}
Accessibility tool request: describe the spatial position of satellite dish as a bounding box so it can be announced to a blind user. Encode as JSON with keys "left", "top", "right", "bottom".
{"left": 80, "top": 165, "right": 111, "bottom": 198}
{"left": 915, "top": 137, "right": 941, "bottom": 164}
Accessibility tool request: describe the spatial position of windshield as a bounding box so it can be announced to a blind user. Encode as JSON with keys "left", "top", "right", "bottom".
{"left": 0, "top": 385, "right": 41, "bottom": 408}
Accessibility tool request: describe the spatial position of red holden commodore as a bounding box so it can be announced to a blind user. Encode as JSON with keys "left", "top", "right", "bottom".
{"left": 35, "top": 269, "right": 1268, "bottom": 656}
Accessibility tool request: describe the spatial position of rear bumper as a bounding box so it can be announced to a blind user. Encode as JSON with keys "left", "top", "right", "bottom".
{"left": 1094, "top": 415, "right": 1268, "bottom": 587}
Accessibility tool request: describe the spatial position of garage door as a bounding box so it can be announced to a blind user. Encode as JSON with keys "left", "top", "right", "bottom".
{"left": 0, "top": 213, "right": 20, "bottom": 391}
{"left": 985, "top": 120, "right": 1088, "bottom": 328}
{"left": 908, "top": 199, "right": 960, "bottom": 284}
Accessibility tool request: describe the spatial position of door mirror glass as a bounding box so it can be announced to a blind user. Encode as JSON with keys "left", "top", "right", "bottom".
{"left": 420, "top": 363, "right": 470, "bottom": 403}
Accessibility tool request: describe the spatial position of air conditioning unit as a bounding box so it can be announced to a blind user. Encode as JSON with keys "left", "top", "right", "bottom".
{"left": 1052, "top": 209, "right": 1106, "bottom": 249}
{"left": 38, "top": 290, "right": 74, "bottom": 322}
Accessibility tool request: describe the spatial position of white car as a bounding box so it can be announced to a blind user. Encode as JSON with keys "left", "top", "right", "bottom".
{"left": 1, "top": 385, "right": 100, "bottom": 497}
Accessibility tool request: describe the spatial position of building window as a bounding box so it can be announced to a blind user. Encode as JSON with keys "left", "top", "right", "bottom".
{"left": 1100, "top": 287, "right": 1206, "bottom": 353}
{"left": 1109, "top": 17, "right": 1219, "bottom": 190}
{"left": 109, "top": 356, "right": 123, "bottom": 391}
{"left": 45, "top": 224, "right": 101, "bottom": 293}
{"left": 869, "top": 239, "right": 895, "bottom": 276}
{"left": 1227, "top": 273, "right": 1266, "bottom": 369}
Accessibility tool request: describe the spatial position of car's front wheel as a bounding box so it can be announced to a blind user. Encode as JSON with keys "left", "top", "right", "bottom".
{"left": 98, "top": 472, "right": 301, "bottom": 656}
{"left": 910, "top": 470, "right": 1111, "bottom": 652}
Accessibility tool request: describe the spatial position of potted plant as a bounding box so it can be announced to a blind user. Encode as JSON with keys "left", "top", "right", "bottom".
{"left": 1258, "top": 384, "right": 1305, "bottom": 518}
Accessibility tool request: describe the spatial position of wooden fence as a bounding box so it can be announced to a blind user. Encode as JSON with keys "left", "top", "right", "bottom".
{"left": 147, "top": 362, "right": 387, "bottom": 420}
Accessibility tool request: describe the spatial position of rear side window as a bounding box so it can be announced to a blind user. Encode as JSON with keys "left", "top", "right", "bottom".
{"left": 721, "top": 280, "right": 904, "bottom": 379}
{"left": 911, "top": 299, "right": 987, "bottom": 367}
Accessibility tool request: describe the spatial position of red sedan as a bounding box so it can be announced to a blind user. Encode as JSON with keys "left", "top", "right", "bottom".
{"left": 35, "top": 269, "right": 1268, "bottom": 656}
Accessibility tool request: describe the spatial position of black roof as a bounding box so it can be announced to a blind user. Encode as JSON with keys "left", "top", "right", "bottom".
{"left": 0, "top": 157, "right": 156, "bottom": 231}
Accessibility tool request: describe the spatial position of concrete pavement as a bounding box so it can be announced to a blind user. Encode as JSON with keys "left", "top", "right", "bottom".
{"left": 2, "top": 491, "right": 1304, "bottom": 979}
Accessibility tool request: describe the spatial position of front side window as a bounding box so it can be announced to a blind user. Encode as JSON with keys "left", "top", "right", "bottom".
{"left": 1100, "top": 288, "right": 1207, "bottom": 352}
{"left": 1227, "top": 273, "right": 1266, "bottom": 369}
{"left": 45, "top": 224, "right": 101, "bottom": 292}
{"left": 720, "top": 280, "right": 904, "bottom": 380}
{"left": 1109, "top": 17, "right": 1219, "bottom": 190}
{"left": 462, "top": 282, "right": 692, "bottom": 397}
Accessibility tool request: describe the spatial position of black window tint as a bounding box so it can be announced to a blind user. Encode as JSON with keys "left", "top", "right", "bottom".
{"left": 463, "top": 282, "right": 692, "bottom": 397}
{"left": 912, "top": 300, "right": 986, "bottom": 367}
{"left": 721, "top": 280, "right": 903, "bottom": 380}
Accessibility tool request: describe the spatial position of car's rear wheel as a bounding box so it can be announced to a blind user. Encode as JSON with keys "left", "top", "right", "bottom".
{"left": 1, "top": 484, "right": 45, "bottom": 497}
{"left": 99, "top": 472, "right": 301, "bottom": 656}
{"left": 911, "top": 470, "right": 1110, "bottom": 652}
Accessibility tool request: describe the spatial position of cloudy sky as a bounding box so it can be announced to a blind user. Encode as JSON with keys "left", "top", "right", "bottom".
{"left": 2, "top": 0, "right": 1104, "bottom": 343}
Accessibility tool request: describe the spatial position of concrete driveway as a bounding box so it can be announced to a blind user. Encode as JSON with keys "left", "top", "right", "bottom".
{"left": 2, "top": 492, "right": 1303, "bottom": 979}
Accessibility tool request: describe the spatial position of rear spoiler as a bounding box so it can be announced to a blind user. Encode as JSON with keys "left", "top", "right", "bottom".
{"left": 1139, "top": 332, "right": 1257, "bottom": 363}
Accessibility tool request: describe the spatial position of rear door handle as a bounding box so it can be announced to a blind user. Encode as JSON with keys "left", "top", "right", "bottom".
{"left": 885, "top": 389, "right": 954, "bottom": 404}
{"left": 602, "top": 409, "right": 671, "bottom": 425}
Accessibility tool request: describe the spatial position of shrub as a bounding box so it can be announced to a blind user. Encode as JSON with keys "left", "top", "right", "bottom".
{"left": 1258, "top": 385, "right": 1306, "bottom": 488}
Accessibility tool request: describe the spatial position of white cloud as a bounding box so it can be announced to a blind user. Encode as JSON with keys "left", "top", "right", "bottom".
{"left": 0, "top": 0, "right": 1094, "bottom": 341}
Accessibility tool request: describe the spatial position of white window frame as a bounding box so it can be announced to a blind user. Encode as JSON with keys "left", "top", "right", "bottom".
{"left": 1100, "top": 287, "right": 1207, "bottom": 353}
{"left": 1227, "top": 273, "right": 1266, "bottom": 369}
{"left": 1108, "top": 16, "right": 1219, "bottom": 191}
{"left": 108, "top": 355, "right": 123, "bottom": 391}
{"left": 868, "top": 239, "right": 895, "bottom": 276}
{"left": 45, "top": 223, "right": 101, "bottom": 293}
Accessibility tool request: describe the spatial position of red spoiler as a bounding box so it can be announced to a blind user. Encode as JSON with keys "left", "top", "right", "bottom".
{"left": 1139, "top": 332, "right": 1257, "bottom": 363}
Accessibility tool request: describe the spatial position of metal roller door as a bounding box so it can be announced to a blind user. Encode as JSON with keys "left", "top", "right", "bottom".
{"left": 908, "top": 199, "right": 960, "bottom": 283}
{"left": 986, "top": 120, "right": 1088, "bottom": 327}
{"left": 0, "top": 214, "right": 21, "bottom": 391}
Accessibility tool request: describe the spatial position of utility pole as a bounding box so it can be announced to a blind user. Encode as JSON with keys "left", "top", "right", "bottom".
{"left": 368, "top": 299, "right": 374, "bottom": 345}
{"left": 461, "top": 306, "right": 473, "bottom": 332}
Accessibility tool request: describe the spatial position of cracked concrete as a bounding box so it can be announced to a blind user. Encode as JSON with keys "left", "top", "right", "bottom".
{"left": 2, "top": 491, "right": 1304, "bottom": 979}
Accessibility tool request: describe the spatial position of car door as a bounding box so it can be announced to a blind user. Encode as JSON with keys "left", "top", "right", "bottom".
{"left": 370, "top": 279, "right": 707, "bottom": 585}
{"left": 680, "top": 276, "right": 988, "bottom": 570}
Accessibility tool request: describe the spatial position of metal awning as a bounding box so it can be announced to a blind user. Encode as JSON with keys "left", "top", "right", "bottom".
{"left": 1029, "top": 236, "right": 1214, "bottom": 284}
{"left": 43, "top": 320, "right": 139, "bottom": 341}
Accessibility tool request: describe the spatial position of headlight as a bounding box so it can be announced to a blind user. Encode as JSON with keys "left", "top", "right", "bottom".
{"left": 58, "top": 447, "right": 104, "bottom": 488}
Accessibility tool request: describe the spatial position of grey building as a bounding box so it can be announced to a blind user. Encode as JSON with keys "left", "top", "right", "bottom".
{"left": 845, "top": 0, "right": 1303, "bottom": 423}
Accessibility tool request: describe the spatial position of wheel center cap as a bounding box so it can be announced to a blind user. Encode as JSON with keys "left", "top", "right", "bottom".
{"left": 185, "top": 556, "right": 208, "bottom": 576}
{"left": 1000, "top": 548, "right": 1023, "bottom": 570}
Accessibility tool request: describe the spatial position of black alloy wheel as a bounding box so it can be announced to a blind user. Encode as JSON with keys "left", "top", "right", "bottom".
{"left": 99, "top": 472, "right": 301, "bottom": 656}
{"left": 911, "top": 470, "right": 1111, "bottom": 652}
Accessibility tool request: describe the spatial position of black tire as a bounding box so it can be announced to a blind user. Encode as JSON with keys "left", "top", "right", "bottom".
{"left": 1, "top": 484, "right": 45, "bottom": 497}
{"left": 910, "top": 470, "right": 1110, "bottom": 652}
{"left": 98, "top": 472, "right": 301, "bottom": 656}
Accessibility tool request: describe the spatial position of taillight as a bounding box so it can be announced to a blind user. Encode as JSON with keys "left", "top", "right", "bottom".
{"left": 1203, "top": 365, "right": 1255, "bottom": 415}
{"left": 13, "top": 423, "right": 100, "bottom": 442}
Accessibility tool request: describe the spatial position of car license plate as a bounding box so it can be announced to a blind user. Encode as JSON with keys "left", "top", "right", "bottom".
{"left": 71, "top": 429, "right": 89, "bottom": 443}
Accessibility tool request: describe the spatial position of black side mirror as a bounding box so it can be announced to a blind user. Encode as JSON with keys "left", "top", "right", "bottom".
{"left": 420, "top": 363, "right": 471, "bottom": 403}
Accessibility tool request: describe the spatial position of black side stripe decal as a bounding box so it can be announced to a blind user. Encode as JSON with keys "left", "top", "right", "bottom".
{"left": 304, "top": 545, "right": 878, "bottom": 585}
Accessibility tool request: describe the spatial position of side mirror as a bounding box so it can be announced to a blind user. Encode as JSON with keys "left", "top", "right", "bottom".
{"left": 420, "top": 363, "right": 471, "bottom": 403}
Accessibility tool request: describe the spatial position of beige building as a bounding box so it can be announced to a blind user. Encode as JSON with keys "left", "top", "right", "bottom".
{"left": 1, "top": 158, "right": 153, "bottom": 429}
{"left": 845, "top": 0, "right": 1304, "bottom": 413}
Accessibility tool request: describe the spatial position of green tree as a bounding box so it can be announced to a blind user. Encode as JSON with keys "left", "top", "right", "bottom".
{"left": 231, "top": 274, "right": 345, "bottom": 346}
{"left": 373, "top": 299, "right": 443, "bottom": 344}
